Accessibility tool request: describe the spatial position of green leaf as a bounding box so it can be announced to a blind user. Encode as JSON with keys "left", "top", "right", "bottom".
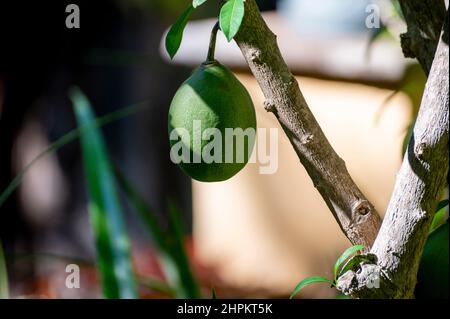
{"left": 289, "top": 276, "right": 333, "bottom": 299}
{"left": 430, "top": 199, "right": 449, "bottom": 234}
{"left": 71, "top": 87, "right": 137, "bottom": 299}
{"left": 113, "top": 166, "right": 201, "bottom": 298}
{"left": 333, "top": 245, "right": 365, "bottom": 282}
{"left": 193, "top": 0, "right": 208, "bottom": 8}
{"left": 0, "top": 240, "right": 9, "bottom": 299}
{"left": 165, "top": 5, "right": 194, "bottom": 59}
{"left": 113, "top": 165, "right": 170, "bottom": 256}
{"left": 338, "top": 256, "right": 360, "bottom": 279}
{"left": 167, "top": 199, "right": 202, "bottom": 298}
{"left": 219, "top": 0, "right": 245, "bottom": 42}
{"left": 211, "top": 287, "right": 217, "bottom": 299}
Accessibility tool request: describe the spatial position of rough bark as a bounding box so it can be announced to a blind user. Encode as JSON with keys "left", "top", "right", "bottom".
{"left": 233, "top": 0, "right": 448, "bottom": 298}
{"left": 337, "top": 11, "right": 449, "bottom": 299}
{"left": 234, "top": 0, "right": 381, "bottom": 249}
{"left": 399, "top": 0, "right": 447, "bottom": 75}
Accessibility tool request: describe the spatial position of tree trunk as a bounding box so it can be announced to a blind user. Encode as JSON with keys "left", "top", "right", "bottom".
{"left": 234, "top": 0, "right": 381, "bottom": 250}
{"left": 399, "top": 0, "right": 447, "bottom": 75}
{"left": 234, "top": 0, "right": 449, "bottom": 298}
{"left": 338, "top": 11, "right": 449, "bottom": 298}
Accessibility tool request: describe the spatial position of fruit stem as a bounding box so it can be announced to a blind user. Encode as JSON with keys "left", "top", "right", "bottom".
{"left": 206, "top": 21, "right": 220, "bottom": 63}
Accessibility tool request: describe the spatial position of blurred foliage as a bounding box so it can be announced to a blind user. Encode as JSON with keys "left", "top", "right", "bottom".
{"left": 0, "top": 240, "right": 8, "bottom": 299}
{"left": 114, "top": 166, "right": 201, "bottom": 298}
{"left": 72, "top": 88, "right": 138, "bottom": 299}
{"left": 73, "top": 88, "right": 201, "bottom": 298}
{"left": 0, "top": 89, "right": 202, "bottom": 298}
{"left": 416, "top": 220, "right": 449, "bottom": 299}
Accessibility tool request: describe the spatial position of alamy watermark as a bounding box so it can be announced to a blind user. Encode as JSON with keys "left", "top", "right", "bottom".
{"left": 365, "top": 4, "right": 381, "bottom": 29}
{"left": 365, "top": 269, "right": 381, "bottom": 289}
{"left": 170, "top": 120, "right": 279, "bottom": 175}
{"left": 65, "top": 4, "right": 80, "bottom": 29}
{"left": 65, "top": 264, "right": 80, "bottom": 289}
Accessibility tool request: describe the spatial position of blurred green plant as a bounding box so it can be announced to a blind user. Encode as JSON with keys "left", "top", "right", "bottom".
{"left": 290, "top": 245, "right": 365, "bottom": 299}
{"left": 416, "top": 220, "right": 449, "bottom": 298}
{"left": 113, "top": 166, "right": 201, "bottom": 298}
{"left": 0, "top": 240, "right": 9, "bottom": 299}
{"left": 290, "top": 276, "right": 333, "bottom": 299}
{"left": 0, "top": 88, "right": 202, "bottom": 298}
{"left": 71, "top": 88, "right": 201, "bottom": 298}
{"left": 71, "top": 88, "right": 138, "bottom": 299}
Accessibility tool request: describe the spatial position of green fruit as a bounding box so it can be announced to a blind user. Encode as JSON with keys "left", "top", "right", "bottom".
{"left": 415, "top": 221, "right": 449, "bottom": 299}
{"left": 168, "top": 61, "right": 257, "bottom": 182}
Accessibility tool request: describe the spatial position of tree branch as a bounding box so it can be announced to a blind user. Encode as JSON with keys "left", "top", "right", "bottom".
{"left": 399, "top": 0, "right": 447, "bottom": 75}
{"left": 234, "top": 0, "right": 381, "bottom": 249}
{"left": 233, "top": 0, "right": 448, "bottom": 298}
{"left": 338, "top": 11, "right": 449, "bottom": 299}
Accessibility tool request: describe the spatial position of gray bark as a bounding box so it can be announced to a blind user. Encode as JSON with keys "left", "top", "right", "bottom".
{"left": 399, "top": 0, "right": 447, "bottom": 75}
{"left": 234, "top": 0, "right": 449, "bottom": 298}
{"left": 234, "top": 0, "right": 381, "bottom": 249}
{"left": 337, "top": 12, "right": 449, "bottom": 298}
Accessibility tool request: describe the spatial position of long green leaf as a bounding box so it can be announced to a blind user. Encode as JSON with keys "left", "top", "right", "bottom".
{"left": 114, "top": 166, "right": 201, "bottom": 298}
{"left": 219, "top": 0, "right": 245, "bottom": 42}
{"left": 337, "top": 253, "right": 377, "bottom": 281}
{"left": 71, "top": 87, "right": 137, "bottom": 299}
{"left": 112, "top": 165, "right": 181, "bottom": 295}
{"left": 0, "top": 240, "right": 9, "bottom": 299}
{"left": 113, "top": 165, "right": 169, "bottom": 252}
{"left": 193, "top": 0, "right": 208, "bottom": 8}
{"left": 290, "top": 276, "right": 333, "bottom": 299}
{"left": 165, "top": 5, "right": 195, "bottom": 59}
{"left": 167, "top": 199, "right": 201, "bottom": 298}
{"left": 333, "top": 245, "right": 365, "bottom": 282}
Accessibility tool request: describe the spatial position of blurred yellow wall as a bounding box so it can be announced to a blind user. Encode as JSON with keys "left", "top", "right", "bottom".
{"left": 193, "top": 73, "right": 412, "bottom": 298}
